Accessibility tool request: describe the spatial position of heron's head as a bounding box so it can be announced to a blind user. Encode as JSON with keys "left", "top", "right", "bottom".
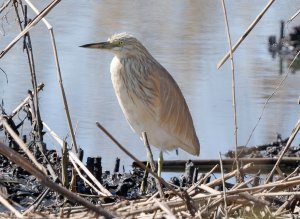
{"left": 80, "top": 33, "right": 147, "bottom": 58}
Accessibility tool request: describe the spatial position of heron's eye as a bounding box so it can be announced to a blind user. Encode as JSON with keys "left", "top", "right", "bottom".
{"left": 119, "top": 41, "right": 124, "bottom": 46}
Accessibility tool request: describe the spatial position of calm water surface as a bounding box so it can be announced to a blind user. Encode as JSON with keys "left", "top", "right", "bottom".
{"left": 1, "top": 1, "right": 300, "bottom": 173}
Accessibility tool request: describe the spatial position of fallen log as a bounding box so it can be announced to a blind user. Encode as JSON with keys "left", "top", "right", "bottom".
{"left": 133, "top": 157, "right": 300, "bottom": 173}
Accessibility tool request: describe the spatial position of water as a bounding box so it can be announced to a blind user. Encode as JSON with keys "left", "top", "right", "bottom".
{"left": 1, "top": 1, "right": 300, "bottom": 173}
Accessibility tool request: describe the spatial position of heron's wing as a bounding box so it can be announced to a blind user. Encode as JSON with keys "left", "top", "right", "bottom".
{"left": 157, "top": 66, "right": 200, "bottom": 156}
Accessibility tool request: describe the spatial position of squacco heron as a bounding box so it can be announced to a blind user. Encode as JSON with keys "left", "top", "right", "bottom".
{"left": 81, "top": 33, "right": 200, "bottom": 176}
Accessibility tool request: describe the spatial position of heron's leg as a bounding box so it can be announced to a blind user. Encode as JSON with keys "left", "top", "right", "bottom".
{"left": 158, "top": 150, "right": 163, "bottom": 177}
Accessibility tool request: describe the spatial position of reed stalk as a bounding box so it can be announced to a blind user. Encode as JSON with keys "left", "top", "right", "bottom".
{"left": 219, "top": 152, "right": 228, "bottom": 218}
{"left": 220, "top": 0, "right": 241, "bottom": 182}
{"left": 24, "top": 0, "right": 79, "bottom": 154}
{"left": 142, "top": 132, "right": 164, "bottom": 198}
{"left": 217, "top": 0, "right": 275, "bottom": 69}
{"left": 0, "top": 0, "right": 12, "bottom": 13}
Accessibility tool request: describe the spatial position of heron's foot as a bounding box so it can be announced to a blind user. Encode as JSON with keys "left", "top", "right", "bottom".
{"left": 158, "top": 151, "right": 163, "bottom": 177}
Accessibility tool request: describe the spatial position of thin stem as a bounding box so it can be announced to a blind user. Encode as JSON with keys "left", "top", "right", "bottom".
{"left": 220, "top": 0, "right": 240, "bottom": 180}
{"left": 288, "top": 9, "right": 300, "bottom": 23}
{"left": 245, "top": 50, "right": 300, "bottom": 146}
{"left": 14, "top": 1, "right": 44, "bottom": 151}
{"left": 49, "top": 28, "right": 78, "bottom": 154}
{"left": 219, "top": 152, "right": 228, "bottom": 219}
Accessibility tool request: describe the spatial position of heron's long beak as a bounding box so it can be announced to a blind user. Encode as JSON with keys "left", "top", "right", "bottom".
{"left": 80, "top": 42, "right": 112, "bottom": 49}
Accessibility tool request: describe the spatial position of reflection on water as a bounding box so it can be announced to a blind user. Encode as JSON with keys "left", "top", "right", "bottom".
{"left": 1, "top": 1, "right": 300, "bottom": 171}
